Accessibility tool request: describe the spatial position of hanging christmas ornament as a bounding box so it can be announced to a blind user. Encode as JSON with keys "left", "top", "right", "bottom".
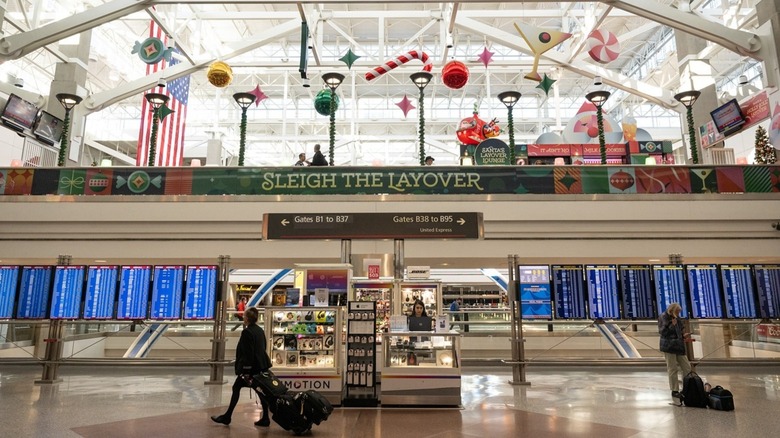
{"left": 314, "top": 89, "right": 339, "bottom": 116}
{"left": 395, "top": 95, "right": 416, "bottom": 117}
{"left": 339, "top": 49, "right": 361, "bottom": 69}
{"left": 365, "top": 50, "right": 432, "bottom": 81}
{"left": 207, "top": 61, "right": 233, "bottom": 88}
{"left": 442, "top": 61, "right": 470, "bottom": 89}
{"left": 248, "top": 85, "right": 268, "bottom": 106}
{"left": 535, "top": 73, "right": 557, "bottom": 96}
{"left": 478, "top": 47, "right": 494, "bottom": 68}
{"left": 586, "top": 29, "right": 621, "bottom": 64}
{"left": 131, "top": 37, "right": 173, "bottom": 65}
{"left": 158, "top": 104, "right": 174, "bottom": 122}
{"left": 513, "top": 21, "right": 572, "bottom": 82}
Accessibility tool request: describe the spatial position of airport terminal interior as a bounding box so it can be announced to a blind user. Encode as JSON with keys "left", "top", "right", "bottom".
{"left": 2, "top": 1, "right": 780, "bottom": 437}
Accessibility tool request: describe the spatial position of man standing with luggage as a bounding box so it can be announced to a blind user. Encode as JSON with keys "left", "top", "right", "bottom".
{"left": 211, "top": 307, "right": 272, "bottom": 427}
{"left": 658, "top": 302, "right": 692, "bottom": 401}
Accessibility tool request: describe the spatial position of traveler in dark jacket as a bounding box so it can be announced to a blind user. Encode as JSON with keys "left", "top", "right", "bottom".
{"left": 211, "top": 307, "right": 272, "bottom": 427}
{"left": 310, "top": 144, "right": 328, "bottom": 166}
{"left": 658, "top": 302, "right": 691, "bottom": 399}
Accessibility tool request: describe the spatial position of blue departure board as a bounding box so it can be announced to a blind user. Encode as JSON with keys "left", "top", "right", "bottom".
{"left": 652, "top": 265, "right": 689, "bottom": 318}
{"left": 151, "top": 265, "right": 184, "bottom": 320}
{"left": 0, "top": 266, "right": 19, "bottom": 319}
{"left": 552, "top": 265, "right": 586, "bottom": 319}
{"left": 50, "top": 266, "right": 85, "bottom": 319}
{"left": 586, "top": 265, "right": 620, "bottom": 319}
{"left": 83, "top": 266, "right": 118, "bottom": 319}
{"left": 17, "top": 266, "right": 52, "bottom": 319}
{"left": 720, "top": 265, "right": 757, "bottom": 318}
{"left": 686, "top": 264, "right": 724, "bottom": 319}
{"left": 184, "top": 265, "right": 217, "bottom": 320}
{"left": 755, "top": 265, "right": 780, "bottom": 319}
{"left": 517, "top": 265, "right": 552, "bottom": 319}
{"left": 117, "top": 266, "right": 151, "bottom": 319}
{"left": 619, "top": 265, "right": 656, "bottom": 319}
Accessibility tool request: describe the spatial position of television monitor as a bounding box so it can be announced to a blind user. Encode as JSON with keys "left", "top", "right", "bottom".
{"left": 552, "top": 265, "right": 586, "bottom": 319}
{"left": 32, "top": 111, "right": 64, "bottom": 145}
{"left": 183, "top": 265, "right": 217, "bottom": 320}
{"left": 151, "top": 265, "right": 184, "bottom": 320}
{"left": 754, "top": 264, "right": 780, "bottom": 319}
{"left": 1, "top": 94, "right": 38, "bottom": 131}
{"left": 585, "top": 265, "right": 620, "bottom": 319}
{"left": 0, "top": 266, "right": 20, "bottom": 319}
{"left": 83, "top": 265, "right": 118, "bottom": 320}
{"left": 17, "top": 266, "right": 52, "bottom": 319}
{"left": 686, "top": 264, "right": 724, "bottom": 319}
{"left": 50, "top": 266, "right": 85, "bottom": 320}
{"left": 619, "top": 265, "right": 656, "bottom": 319}
{"left": 652, "top": 265, "right": 689, "bottom": 318}
{"left": 710, "top": 98, "right": 746, "bottom": 136}
{"left": 117, "top": 266, "right": 151, "bottom": 320}
{"left": 517, "top": 265, "right": 552, "bottom": 319}
{"left": 719, "top": 264, "right": 757, "bottom": 319}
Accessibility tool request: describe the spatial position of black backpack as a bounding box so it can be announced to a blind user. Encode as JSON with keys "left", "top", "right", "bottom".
{"left": 681, "top": 371, "right": 709, "bottom": 408}
{"left": 708, "top": 385, "right": 735, "bottom": 411}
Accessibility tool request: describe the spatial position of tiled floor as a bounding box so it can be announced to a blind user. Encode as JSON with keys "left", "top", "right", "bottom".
{"left": 1, "top": 364, "right": 779, "bottom": 437}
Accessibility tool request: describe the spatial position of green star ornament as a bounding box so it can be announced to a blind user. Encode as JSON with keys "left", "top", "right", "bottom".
{"left": 158, "top": 104, "right": 174, "bottom": 122}
{"left": 339, "top": 49, "right": 361, "bottom": 69}
{"left": 536, "top": 73, "right": 557, "bottom": 97}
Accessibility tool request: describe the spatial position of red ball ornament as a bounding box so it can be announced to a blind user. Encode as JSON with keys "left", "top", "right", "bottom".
{"left": 442, "top": 61, "right": 469, "bottom": 90}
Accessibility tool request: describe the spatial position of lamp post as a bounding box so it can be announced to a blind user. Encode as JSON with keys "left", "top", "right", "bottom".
{"left": 674, "top": 90, "right": 702, "bottom": 164}
{"left": 322, "top": 72, "right": 345, "bottom": 166}
{"left": 411, "top": 72, "right": 433, "bottom": 165}
{"left": 55, "top": 93, "right": 82, "bottom": 167}
{"left": 233, "top": 92, "right": 256, "bottom": 166}
{"left": 144, "top": 92, "right": 170, "bottom": 166}
{"left": 498, "top": 91, "right": 521, "bottom": 165}
{"left": 585, "top": 90, "right": 611, "bottom": 165}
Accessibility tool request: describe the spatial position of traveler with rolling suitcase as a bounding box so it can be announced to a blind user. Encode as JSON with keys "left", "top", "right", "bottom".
{"left": 211, "top": 307, "right": 273, "bottom": 427}
{"left": 658, "top": 302, "right": 692, "bottom": 402}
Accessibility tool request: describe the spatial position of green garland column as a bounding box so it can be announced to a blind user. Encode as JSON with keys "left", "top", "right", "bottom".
{"left": 597, "top": 107, "right": 606, "bottom": 165}
{"left": 686, "top": 106, "right": 699, "bottom": 164}
{"left": 507, "top": 107, "right": 516, "bottom": 165}
{"left": 148, "top": 107, "right": 160, "bottom": 167}
{"left": 57, "top": 110, "right": 71, "bottom": 167}
{"left": 329, "top": 91, "right": 336, "bottom": 166}
{"left": 238, "top": 106, "right": 248, "bottom": 166}
{"left": 418, "top": 89, "right": 426, "bottom": 165}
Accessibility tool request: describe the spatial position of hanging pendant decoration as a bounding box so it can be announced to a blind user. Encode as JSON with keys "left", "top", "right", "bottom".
{"left": 131, "top": 37, "right": 173, "bottom": 65}
{"left": 206, "top": 61, "right": 233, "bottom": 88}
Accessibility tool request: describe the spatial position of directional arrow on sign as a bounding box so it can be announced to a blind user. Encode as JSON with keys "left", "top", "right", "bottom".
{"left": 457, "top": 218, "right": 466, "bottom": 225}
{"left": 281, "top": 219, "right": 289, "bottom": 226}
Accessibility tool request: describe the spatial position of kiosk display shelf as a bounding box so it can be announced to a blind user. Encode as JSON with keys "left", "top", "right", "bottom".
{"left": 380, "top": 331, "right": 461, "bottom": 406}
{"left": 397, "top": 281, "right": 441, "bottom": 318}
{"left": 264, "top": 306, "right": 343, "bottom": 405}
{"left": 343, "top": 301, "right": 378, "bottom": 406}
{"left": 351, "top": 280, "right": 392, "bottom": 338}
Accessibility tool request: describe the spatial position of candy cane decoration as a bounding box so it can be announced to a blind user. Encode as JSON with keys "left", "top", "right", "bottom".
{"left": 365, "top": 50, "right": 432, "bottom": 81}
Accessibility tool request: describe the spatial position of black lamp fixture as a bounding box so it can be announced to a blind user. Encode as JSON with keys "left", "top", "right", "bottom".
{"left": 55, "top": 93, "right": 83, "bottom": 167}
{"left": 411, "top": 71, "right": 433, "bottom": 165}
{"left": 674, "top": 90, "right": 702, "bottom": 164}
{"left": 322, "top": 72, "right": 345, "bottom": 166}
{"left": 498, "top": 91, "right": 522, "bottom": 165}
{"left": 585, "top": 90, "right": 611, "bottom": 165}
{"left": 233, "top": 92, "right": 256, "bottom": 166}
{"left": 144, "top": 92, "right": 170, "bottom": 167}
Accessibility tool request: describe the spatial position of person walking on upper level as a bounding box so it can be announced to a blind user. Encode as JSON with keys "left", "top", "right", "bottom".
{"left": 310, "top": 144, "right": 328, "bottom": 166}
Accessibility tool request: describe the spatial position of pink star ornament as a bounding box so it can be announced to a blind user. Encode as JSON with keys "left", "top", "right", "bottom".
{"left": 249, "top": 85, "right": 268, "bottom": 107}
{"left": 478, "top": 47, "right": 494, "bottom": 68}
{"left": 396, "top": 95, "right": 416, "bottom": 118}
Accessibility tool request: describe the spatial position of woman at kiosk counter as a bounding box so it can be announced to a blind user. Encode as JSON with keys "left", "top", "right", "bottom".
{"left": 410, "top": 299, "right": 428, "bottom": 318}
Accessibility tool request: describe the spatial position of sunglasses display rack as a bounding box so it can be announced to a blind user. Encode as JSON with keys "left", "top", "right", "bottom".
{"left": 343, "top": 301, "right": 378, "bottom": 407}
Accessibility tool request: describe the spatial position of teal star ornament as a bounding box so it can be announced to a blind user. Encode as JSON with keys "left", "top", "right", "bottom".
{"left": 339, "top": 49, "right": 361, "bottom": 69}
{"left": 536, "top": 73, "right": 557, "bottom": 96}
{"left": 158, "top": 104, "right": 174, "bottom": 122}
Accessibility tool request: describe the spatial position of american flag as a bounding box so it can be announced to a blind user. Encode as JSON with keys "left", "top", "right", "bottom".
{"left": 136, "top": 21, "right": 190, "bottom": 167}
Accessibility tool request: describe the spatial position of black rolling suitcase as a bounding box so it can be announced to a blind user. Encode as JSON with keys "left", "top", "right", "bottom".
{"left": 244, "top": 371, "right": 313, "bottom": 435}
{"left": 298, "top": 389, "right": 334, "bottom": 425}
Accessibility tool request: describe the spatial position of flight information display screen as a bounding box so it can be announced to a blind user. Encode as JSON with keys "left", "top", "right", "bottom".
{"left": 720, "top": 265, "right": 756, "bottom": 318}
{"left": 184, "top": 265, "right": 217, "bottom": 320}
{"left": 687, "top": 264, "right": 724, "bottom": 318}
{"left": 117, "top": 266, "right": 151, "bottom": 319}
{"left": 585, "top": 265, "right": 620, "bottom": 319}
{"left": 755, "top": 264, "right": 780, "bottom": 319}
{"left": 83, "top": 266, "right": 118, "bottom": 319}
{"left": 619, "top": 265, "right": 656, "bottom": 319}
{"left": 653, "top": 265, "right": 689, "bottom": 318}
{"left": 50, "top": 266, "right": 85, "bottom": 319}
{"left": 17, "top": 266, "right": 52, "bottom": 319}
{"left": 151, "top": 266, "right": 184, "bottom": 320}
{"left": 0, "top": 266, "right": 19, "bottom": 319}
{"left": 552, "top": 265, "right": 586, "bottom": 319}
{"left": 517, "top": 265, "right": 552, "bottom": 319}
